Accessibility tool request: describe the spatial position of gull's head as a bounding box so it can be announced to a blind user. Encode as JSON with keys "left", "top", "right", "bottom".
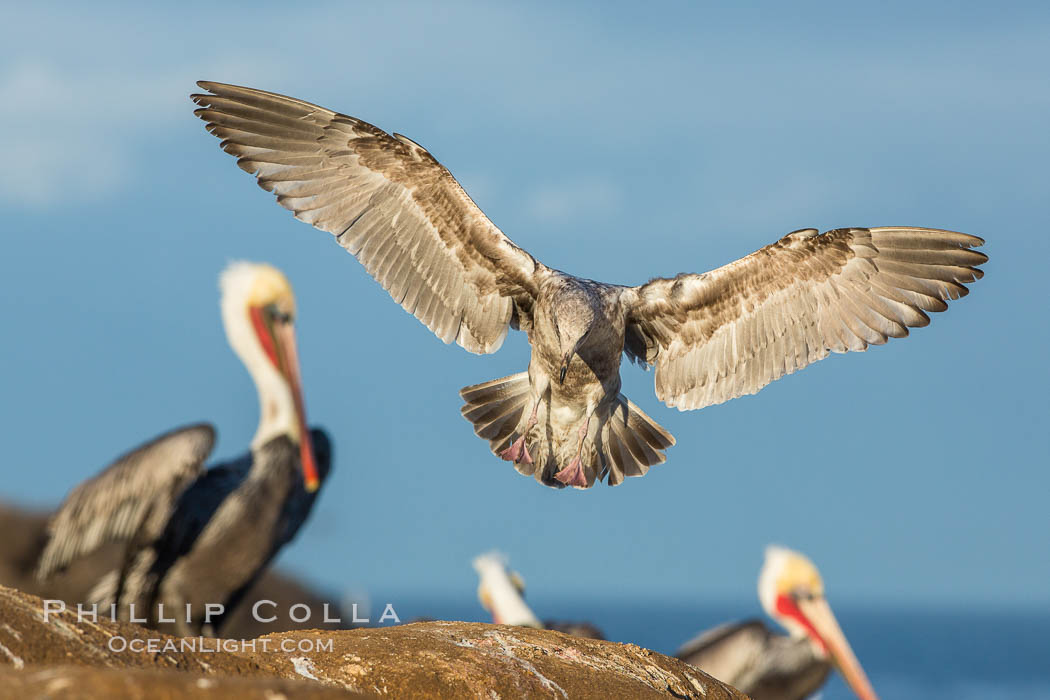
{"left": 551, "top": 289, "right": 597, "bottom": 383}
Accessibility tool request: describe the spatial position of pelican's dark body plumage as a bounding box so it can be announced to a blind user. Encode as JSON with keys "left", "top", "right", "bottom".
{"left": 542, "top": 620, "right": 606, "bottom": 640}
{"left": 142, "top": 428, "right": 331, "bottom": 635}
{"left": 677, "top": 620, "right": 831, "bottom": 700}
{"left": 37, "top": 424, "right": 331, "bottom": 636}
{"left": 37, "top": 262, "right": 329, "bottom": 636}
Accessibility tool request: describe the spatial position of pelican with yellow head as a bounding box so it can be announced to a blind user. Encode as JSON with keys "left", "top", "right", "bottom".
{"left": 472, "top": 551, "right": 604, "bottom": 639}
{"left": 36, "top": 261, "right": 331, "bottom": 636}
{"left": 677, "top": 546, "right": 878, "bottom": 700}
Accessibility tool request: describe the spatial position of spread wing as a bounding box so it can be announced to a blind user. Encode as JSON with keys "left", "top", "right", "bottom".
{"left": 36, "top": 424, "right": 215, "bottom": 580}
{"left": 676, "top": 619, "right": 771, "bottom": 685}
{"left": 626, "top": 227, "right": 986, "bottom": 410}
{"left": 192, "top": 81, "right": 542, "bottom": 354}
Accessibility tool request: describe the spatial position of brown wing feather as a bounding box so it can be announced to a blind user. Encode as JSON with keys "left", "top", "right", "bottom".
{"left": 35, "top": 424, "right": 215, "bottom": 580}
{"left": 191, "top": 81, "right": 540, "bottom": 354}
{"left": 626, "top": 227, "right": 986, "bottom": 410}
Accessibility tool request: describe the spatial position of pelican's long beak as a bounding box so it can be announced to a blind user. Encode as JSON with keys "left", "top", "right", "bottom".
{"left": 478, "top": 586, "right": 500, "bottom": 624}
{"left": 797, "top": 597, "right": 879, "bottom": 700}
{"left": 273, "top": 321, "right": 320, "bottom": 492}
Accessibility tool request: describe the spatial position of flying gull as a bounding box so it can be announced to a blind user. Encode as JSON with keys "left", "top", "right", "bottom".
{"left": 191, "top": 81, "right": 986, "bottom": 489}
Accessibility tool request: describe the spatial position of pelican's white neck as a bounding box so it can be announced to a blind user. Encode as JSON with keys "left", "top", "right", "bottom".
{"left": 758, "top": 546, "right": 785, "bottom": 622}
{"left": 472, "top": 553, "right": 541, "bottom": 628}
{"left": 220, "top": 263, "right": 299, "bottom": 449}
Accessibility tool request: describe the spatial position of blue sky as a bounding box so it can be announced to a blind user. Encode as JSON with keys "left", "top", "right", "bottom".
{"left": 2, "top": 1, "right": 1047, "bottom": 612}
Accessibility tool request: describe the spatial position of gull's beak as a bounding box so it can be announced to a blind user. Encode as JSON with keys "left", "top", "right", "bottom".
{"left": 797, "top": 597, "right": 879, "bottom": 700}
{"left": 559, "top": 352, "right": 571, "bottom": 384}
{"left": 273, "top": 320, "right": 320, "bottom": 492}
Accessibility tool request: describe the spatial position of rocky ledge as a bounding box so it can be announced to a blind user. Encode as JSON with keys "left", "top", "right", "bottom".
{"left": 0, "top": 585, "right": 744, "bottom": 699}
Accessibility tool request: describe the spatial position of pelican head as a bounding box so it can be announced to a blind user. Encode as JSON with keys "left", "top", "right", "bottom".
{"left": 472, "top": 551, "right": 541, "bottom": 628}
{"left": 759, "top": 546, "right": 879, "bottom": 700}
{"left": 220, "top": 262, "right": 319, "bottom": 491}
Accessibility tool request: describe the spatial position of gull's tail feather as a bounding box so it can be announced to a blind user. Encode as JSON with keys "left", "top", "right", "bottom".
{"left": 460, "top": 372, "right": 556, "bottom": 483}
{"left": 461, "top": 375, "right": 675, "bottom": 489}
{"left": 598, "top": 394, "right": 676, "bottom": 486}
{"left": 460, "top": 372, "right": 532, "bottom": 456}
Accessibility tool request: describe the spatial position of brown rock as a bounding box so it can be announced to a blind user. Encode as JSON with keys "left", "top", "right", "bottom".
{"left": 0, "top": 585, "right": 257, "bottom": 676}
{"left": 0, "top": 583, "right": 744, "bottom": 699}
{"left": 239, "top": 622, "right": 743, "bottom": 699}
{"left": 0, "top": 666, "right": 366, "bottom": 699}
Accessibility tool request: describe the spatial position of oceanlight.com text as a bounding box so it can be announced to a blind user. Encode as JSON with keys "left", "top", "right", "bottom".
{"left": 106, "top": 636, "right": 335, "bottom": 654}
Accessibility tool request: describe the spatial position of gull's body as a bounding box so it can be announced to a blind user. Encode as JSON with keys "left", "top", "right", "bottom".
{"left": 193, "top": 81, "right": 986, "bottom": 489}
{"left": 677, "top": 547, "right": 878, "bottom": 700}
{"left": 36, "top": 263, "right": 329, "bottom": 636}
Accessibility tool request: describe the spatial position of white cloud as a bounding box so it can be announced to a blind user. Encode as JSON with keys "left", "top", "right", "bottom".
{"left": 0, "top": 60, "right": 170, "bottom": 206}
{"left": 2, "top": 134, "right": 124, "bottom": 207}
{"left": 0, "top": 62, "right": 118, "bottom": 204}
